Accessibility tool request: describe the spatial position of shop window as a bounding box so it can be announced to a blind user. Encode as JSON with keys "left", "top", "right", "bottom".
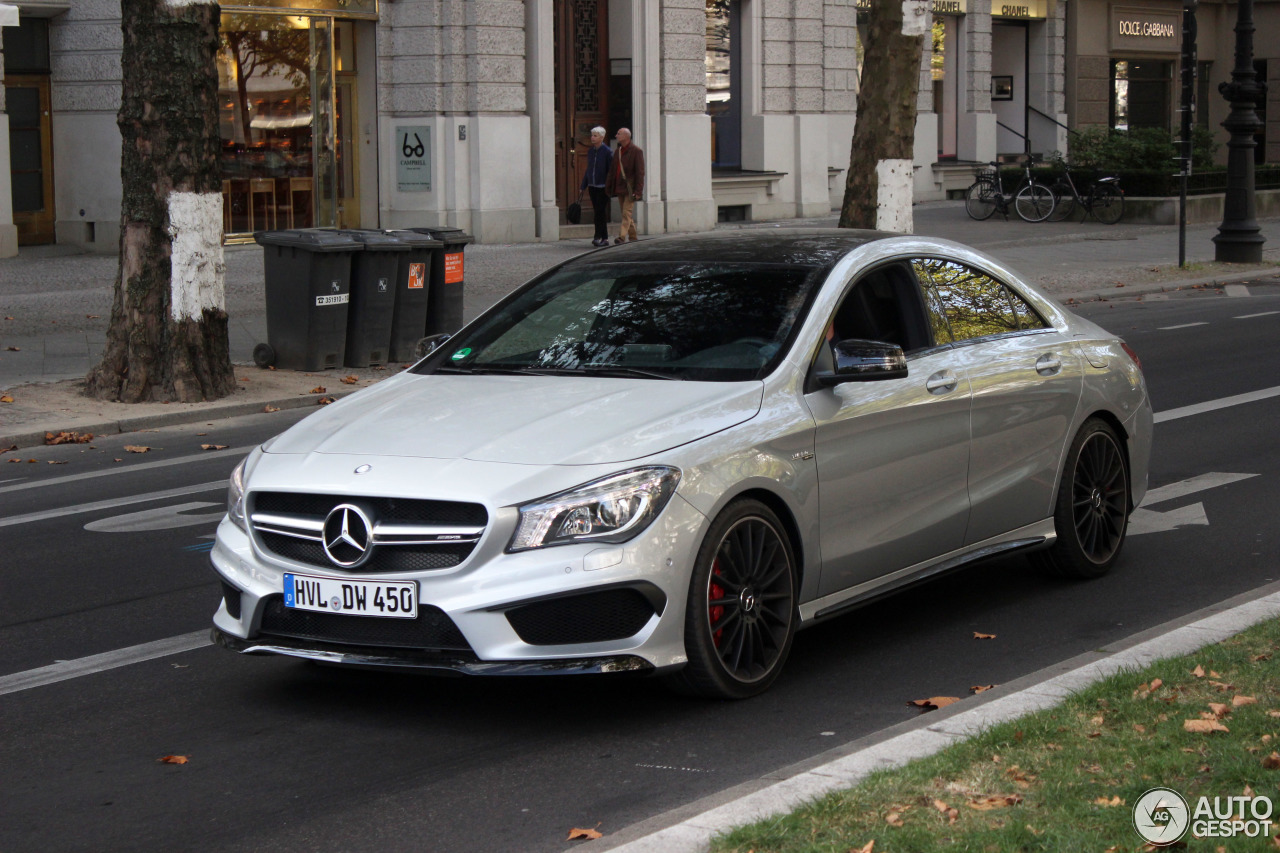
{"left": 706, "top": 0, "right": 741, "bottom": 168}
{"left": 1111, "top": 59, "right": 1173, "bottom": 131}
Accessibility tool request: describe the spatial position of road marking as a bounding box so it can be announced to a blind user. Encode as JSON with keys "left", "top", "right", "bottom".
{"left": 0, "top": 481, "right": 226, "bottom": 529}
{"left": 0, "top": 446, "right": 252, "bottom": 495}
{"left": 1158, "top": 322, "right": 1209, "bottom": 330}
{"left": 0, "top": 631, "right": 210, "bottom": 697}
{"left": 84, "top": 501, "right": 224, "bottom": 533}
{"left": 1155, "top": 385, "right": 1280, "bottom": 423}
{"left": 1223, "top": 284, "right": 1251, "bottom": 298}
{"left": 1234, "top": 310, "right": 1280, "bottom": 320}
{"left": 1129, "top": 472, "right": 1259, "bottom": 536}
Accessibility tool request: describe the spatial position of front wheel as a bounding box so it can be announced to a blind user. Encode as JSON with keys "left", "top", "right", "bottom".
{"left": 1047, "top": 181, "right": 1077, "bottom": 222}
{"left": 1015, "top": 183, "right": 1055, "bottom": 222}
{"left": 1091, "top": 184, "right": 1125, "bottom": 224}
{"left": 964, "top": 180, "right": 998, "bottom": 221}
{"left": 1034, "top": 419, "right": 1130, "bottom": 579}
{"left": 666, "top": 500, "right": 797, "bottom": 699}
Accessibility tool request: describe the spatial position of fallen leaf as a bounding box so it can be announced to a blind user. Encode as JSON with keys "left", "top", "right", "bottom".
{"left": 971, "top": 684, "right": 997, "bottom": 694}
{"left": 6, "top": 458, "right": 19, "bottom": 463}
{"left": 200, "top": 444, "right": 229, "bottom": 451}
{"left": 1208, "top": 703, "right": 1232, "bottom": 719}
{"left": 158, "top": 755, "right": 189, "bottom": 765}
{"left": 268, "top": 365, "right": 277, "bottom": 370}
{"left": 1234, "top": 695, "right": 1258, "bottom": 707}
{"left": 1253, "top": 653, "right": 1272, "bottom": 662}
{"left": 238, "top": 377, "right": 250, "bottom": 382}
{"left": 317, "top": 396, "right": 336, "bottom": 405}
{"left": 908, "top": 696, "right": 960, "bottom": 711}
{"left": 933, "top": 799, "right": 951, "bottom": 813}
{"left": 1134, "top": 724, "right": 1147, "bottom": 733}
{"left": 1192, "top": 665, "right": 1206, "bottom": 678}
{"left": 86, "top": 314, "right": 100, "bottom": 319}
{"left": 1209, "top": 680, "right": 1233, "bottom": 691}
{"left": 973, "top": 632, "right": 997, "bottom": 640}
{"left": 1269, "top": 711, "right": 1280, "bottom": 718}
{"left": 1211, "top": 670, "right": 1222, "bottom": 678}
{"left": 1184, "top": 719, "right": 1230, "bottom": 734}
{"left": 5, "top": 346, "right": 19, "bottom": 352}
{"left": 373, "top": 365, "right": 387, "bottom": 371}
{"left": 3, "top": 316, "right": 12, "bottom": 320}
{"left": 853, "top": 842, "right": 875, "bottom": 853}
{"left": 1263, "top": 752, "right": 1280, "bottom": 770}
{"left": 45, "top": 431, "right": 93, "bottom": 445}
{"left": 1095, "top": 796, "right": 1125, "bottom": 807}
{"left": 1026, "top": 825, "right": 1044, "bottom": 836}
{"left": 885, "top": 812, "right": 904, "bottom": 826}
{"left": 26, "top": 458, "right": 36, "bottom": 463}
{"left": 0, "top": 395, "right": 12, "bottom": 403}
{"left": 123, "top": 445, "right": 151, "bottom": 453}
{"left": 310, "top": 386, "right": 327, "bottom": 394}
{"left": 1, "top": 445, "right": 16, "bottom": 453}
{"left": 263, "top": 405, "right": 280, "bottom": 413}
{"left": 967, "top": 795, "right": 1023, "bottom": 810}
{"left": 48, "top": 460, "right": 67, "bottom": 465}
{"left": 566, "top": 826, "right": 603, "bottom": 841}
{"left": 341, "top": 375, "right": 359, "bottom": 384}
{"left": 1149, "top": 678, "right": 1163, "bottom": 691}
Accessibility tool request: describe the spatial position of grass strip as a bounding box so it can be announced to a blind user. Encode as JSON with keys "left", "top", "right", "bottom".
{"left": 712, "top": 618, "right": 1280, "bottom": 852}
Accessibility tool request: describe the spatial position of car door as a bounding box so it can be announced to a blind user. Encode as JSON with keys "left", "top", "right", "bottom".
{"left": 804, "top": 262, "right": 973, "bottom": 596}
{"left": 911, "top": 258, "right": 1083, "bottom": 545}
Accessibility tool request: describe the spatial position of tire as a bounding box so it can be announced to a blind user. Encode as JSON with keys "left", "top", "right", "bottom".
{"left": 1015, "top": 183, "right": 1055, "bottom": 222}
{"left": 252, "top": 342, "right": 275, "bottom": 368}
{"left": 665, "top": 500, "right": 797, "bottom": 699}
{"left": 1034, "top": 419, "right": 1130, "bottom": 579}
{"left": 1091, "top": 184, "right": 1125, "bottom": 225}
{"left": 964, "top": 180, "right": 998, "bottom": 221}
{"left": 1047, "top": 181, "right": 1076, "bottom": 222}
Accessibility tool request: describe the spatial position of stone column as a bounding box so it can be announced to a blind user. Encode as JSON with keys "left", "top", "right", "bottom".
{"left": 0, "top": 10, "right": 16, "bottom": 257}
{"left": 661, "top": 0, "right": 715, "bottom": 233}
{"left": 824, "top": 0, "right": 857, "bottom": 211}
{"left": 959, "top": 0, "right": 996, "bottom": 162}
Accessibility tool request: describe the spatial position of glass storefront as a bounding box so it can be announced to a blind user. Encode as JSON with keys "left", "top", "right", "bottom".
{"left": 1111, "top": 59, "right": 1173, "bottom": 131}
{"left": 216, "top": 9, "right": 363, "bottom": 236}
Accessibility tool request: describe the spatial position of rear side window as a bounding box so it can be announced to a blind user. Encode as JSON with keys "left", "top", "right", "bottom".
{"left": 912, "top": 258, "right": 1047, "bottom": 343}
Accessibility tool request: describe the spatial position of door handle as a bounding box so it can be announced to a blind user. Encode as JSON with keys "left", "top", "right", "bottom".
{"left": 1035, "top": 353, "right": 1062, "bottom": 375}
{"left": 926, "top": 371, "right": 958, "bottom": 393}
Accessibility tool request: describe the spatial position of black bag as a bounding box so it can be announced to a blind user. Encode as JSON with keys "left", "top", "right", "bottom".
{"left": 566, "top": 201, "right": 582, "bottom": 224}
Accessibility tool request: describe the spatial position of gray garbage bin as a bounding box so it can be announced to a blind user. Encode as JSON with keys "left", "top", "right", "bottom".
{"left": 334, "top": 230, "right": 409, "bottom": 368}
{"left": 253, "top": 229, "right": 363, "bottom": 371}
{"left": 408, "top": 226, "right": 474, "bottom": 336}
{"left": 381, "top": 230, "right": 443, "bottom": 363}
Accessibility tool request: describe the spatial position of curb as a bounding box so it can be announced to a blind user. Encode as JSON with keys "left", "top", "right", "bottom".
{"left": 1059, "top": 267, "right": 1279, "bottom": 304}
{"left": 588, "top": 579, "right": 1280, "bottom": 852}
{"left": 0, "top": 388, "right": 357, "bottom": 451}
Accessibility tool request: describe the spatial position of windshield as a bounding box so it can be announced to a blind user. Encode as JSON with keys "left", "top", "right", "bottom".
{"left": 418, "top": 262, "right": 823, "bottom": 382}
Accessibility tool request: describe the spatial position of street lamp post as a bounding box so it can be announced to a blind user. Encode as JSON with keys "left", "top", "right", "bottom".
{"left": 1213, "top": 0, "right": 1266, "bottom": 262}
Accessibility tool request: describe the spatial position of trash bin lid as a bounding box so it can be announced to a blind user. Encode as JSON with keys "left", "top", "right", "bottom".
{"left": 408, "top": 227, "right": 475, "bottom": 246}
{"left": 253, "top": 229, "right": 364, "bottom": 252}
{"left": 334, "top": 229, "right": 412, "bottom": 251}
{"left": 381, "top": 230, "right": 443, "bottom": 249}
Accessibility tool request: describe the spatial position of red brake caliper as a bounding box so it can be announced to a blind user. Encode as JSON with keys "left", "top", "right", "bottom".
{"left": 709, "top": 559, "right": 725, "bottom": 647}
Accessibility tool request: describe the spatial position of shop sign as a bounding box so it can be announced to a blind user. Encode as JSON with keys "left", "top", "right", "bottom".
{"left": 220, "top": 0, "right": 378, "bottom": 20}
{"left": 396, "top": 126, "right": 431, "bottom": 193}
{"left": 1111, "top": 6, "right": 1180, "bottom": 52}
{"left": 993, "top": 0, "right": 1046, "bottom": 19}
{"left": 854, "top": 0, "right": 968, "bottom": 15}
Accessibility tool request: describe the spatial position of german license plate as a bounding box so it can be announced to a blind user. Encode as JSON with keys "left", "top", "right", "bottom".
{"left": 284, "top": 573, "right": 418, "bottom": 619}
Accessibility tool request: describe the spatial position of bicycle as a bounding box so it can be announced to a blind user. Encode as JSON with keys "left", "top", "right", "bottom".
{"left": 964, "top": 157, "right": 1055, "bottom": 223}
{"left": 1045, "top": 160, "right": 1125, "bottom": 224}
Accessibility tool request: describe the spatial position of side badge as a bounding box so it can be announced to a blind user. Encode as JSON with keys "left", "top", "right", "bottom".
{"left": 354, "top": 464, "right": 372, "bottom": 475}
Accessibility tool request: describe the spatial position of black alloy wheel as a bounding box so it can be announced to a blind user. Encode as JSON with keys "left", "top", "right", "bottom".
{"left": 1036, "top": 418, "right": 1130, "bottom": 579}
{"left": 667, "top": 500, "right": 797, "bottom": 699}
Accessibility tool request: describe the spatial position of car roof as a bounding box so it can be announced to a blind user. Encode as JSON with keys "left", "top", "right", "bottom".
{"left": 562, "top": 228, "right": 900, "bottom": 271}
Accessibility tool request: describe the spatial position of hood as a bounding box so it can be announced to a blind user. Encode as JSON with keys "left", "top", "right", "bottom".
{"left": 264, "top": 374, "right": 763, "bottom": 465}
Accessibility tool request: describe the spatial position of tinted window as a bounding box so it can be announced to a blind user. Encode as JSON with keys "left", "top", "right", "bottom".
{"left": 913, "top": 259, "right": 1043, "bottom": 342}
{"left": 421, "top": 262, "right": 822, "bottom": 382}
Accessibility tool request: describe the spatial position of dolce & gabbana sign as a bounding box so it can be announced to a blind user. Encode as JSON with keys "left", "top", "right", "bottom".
{"left": 1111, "top": 6, "right": 1180, "bottom": 52}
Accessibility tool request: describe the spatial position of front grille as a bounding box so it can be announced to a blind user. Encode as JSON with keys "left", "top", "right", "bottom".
{"left": 258, "top": 595, "right": 473, "bottom": 651}
{"left": 506, "top": 588, "right": 658, "bottom": 646}
{"left": 249, "top": 491, "right": 488, "bottom": 573}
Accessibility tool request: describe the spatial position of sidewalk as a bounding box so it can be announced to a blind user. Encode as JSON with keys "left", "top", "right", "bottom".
{"left": 3, "top": 201, "right": 1279, "bottom": 450}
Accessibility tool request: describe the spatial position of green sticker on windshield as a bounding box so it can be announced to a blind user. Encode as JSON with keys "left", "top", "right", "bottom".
{"left": 451, "top": 348, "right": 472, "bottom": 361}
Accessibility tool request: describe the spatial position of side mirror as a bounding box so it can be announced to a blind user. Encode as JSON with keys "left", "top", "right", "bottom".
{"left": 414, "top": 333, "right": 452, "bottom": 360}
{"left": 816, "top": 339, "right": 908, "bottom": 386}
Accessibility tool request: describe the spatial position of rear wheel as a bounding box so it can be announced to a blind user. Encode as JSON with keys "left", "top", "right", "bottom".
{"left": 1091, "top": 184, "right": 1125, "bottom": 225}
{"left": 1035, "top": 419, "right": 1130, "bottom": 579}
{"left": 964, "top": 180, "right": 998, "bottom": 221}
{"left": 666, "top": 500, "right": 797, "bottom": 699}
{"left": 1015, "top": 183, "right": 1055, "bottom": 222}
{"left": 1047, "top": 181, "right": 1076, "bottom": 222}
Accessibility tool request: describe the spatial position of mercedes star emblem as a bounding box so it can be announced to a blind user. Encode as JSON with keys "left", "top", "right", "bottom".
{"left": 322, "top": 504, "right": 373, "bottom": 568}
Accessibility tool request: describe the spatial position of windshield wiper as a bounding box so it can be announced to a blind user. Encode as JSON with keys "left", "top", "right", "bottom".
{"left": 576, "top": 365, "right": 679, "bottom": 380}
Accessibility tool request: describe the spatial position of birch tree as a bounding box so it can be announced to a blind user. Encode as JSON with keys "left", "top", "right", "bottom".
{"left": 87, "top": 0, "right": 234, "bottom": 403}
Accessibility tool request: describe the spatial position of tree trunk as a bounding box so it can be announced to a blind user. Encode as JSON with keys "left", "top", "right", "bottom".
{"left": 86, "top": 0, "right": 235, "bottom": 403}
{"left": 838, "top": 0, "right": 929, "bottom": 233}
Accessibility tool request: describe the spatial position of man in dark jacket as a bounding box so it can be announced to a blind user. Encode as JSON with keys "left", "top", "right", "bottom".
{"left": 579, "top": 126, "right": 613, "bottom": 247}
{"left": 604, "top": 127, "right": 644, "bottom": 244}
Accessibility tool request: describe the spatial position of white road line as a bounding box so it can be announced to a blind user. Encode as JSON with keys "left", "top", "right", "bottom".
{"left": 0, "top": 481, "right": 227, "bottom": 528}
{"left": 0, "top": 446, "right": 252, "bottom": 495}
{"left": 1158, "top": 322, "right": 1209, "bottom": 330}
{"left": 1234, "top": 310, "right": 1280, "bottom": 320}
{"left": 0, "top": 631, "right": 210, "bottom": 697}
{"left": 1155, "top": 385, "right": 1280, "bottom": 423}
{"left": 1224, "top": 284, "right": 1251, "bottom": 297}
{"left": 1138, "top": 472, "right": 1258, "bottom": 507}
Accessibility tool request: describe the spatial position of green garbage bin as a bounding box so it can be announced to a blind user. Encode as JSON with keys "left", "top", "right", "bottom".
{"left": 381, "top": 230, "right": 442, "bottom": 363}
{"left": 253, "top": 229, "right": 363, "bottom": 371}
{"left": 334, "top": 230, "right": 409, "bottom": 368}
{"left": 408, "top": 227, "right": 474, "bottom": 336}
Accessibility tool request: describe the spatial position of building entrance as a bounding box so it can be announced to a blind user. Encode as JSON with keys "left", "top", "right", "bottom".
{"left": 553, "top": 0, "right": 611, "bottom": 221}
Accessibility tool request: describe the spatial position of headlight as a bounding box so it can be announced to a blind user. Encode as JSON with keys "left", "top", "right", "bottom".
{"left": 508, "top": 467, "right": 681, "bottom": 552}
{"left": 227, "top": 457, "right": 248, "bottom": 532}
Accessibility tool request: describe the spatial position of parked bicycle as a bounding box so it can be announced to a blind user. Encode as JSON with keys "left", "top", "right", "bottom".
{"left": 964, "top": 157, "right": 1055, "bottom": 223}
{"left": 1045, "top": 159, "right": 1125, "bottom": 224}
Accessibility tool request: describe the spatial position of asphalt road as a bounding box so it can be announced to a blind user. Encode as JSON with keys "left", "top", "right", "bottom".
{"left": 1, "top": 282, "right": 1278, "bottom": 852}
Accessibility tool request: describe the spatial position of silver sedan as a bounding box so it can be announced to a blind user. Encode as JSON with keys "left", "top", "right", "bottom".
{"left": 212, "top": 230, "right": 1152, "bottom": 698}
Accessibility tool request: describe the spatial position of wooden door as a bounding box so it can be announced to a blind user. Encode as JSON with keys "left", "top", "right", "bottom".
{"left": 5, "top": 74, "right": 55, "bottom": 245}
{"left": 554, "top": 0, "right": 609, "bottom": 218}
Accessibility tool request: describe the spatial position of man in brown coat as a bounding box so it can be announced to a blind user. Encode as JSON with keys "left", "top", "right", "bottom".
{"left": 605, "top": 127, "right": 644, "bottom": 244}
